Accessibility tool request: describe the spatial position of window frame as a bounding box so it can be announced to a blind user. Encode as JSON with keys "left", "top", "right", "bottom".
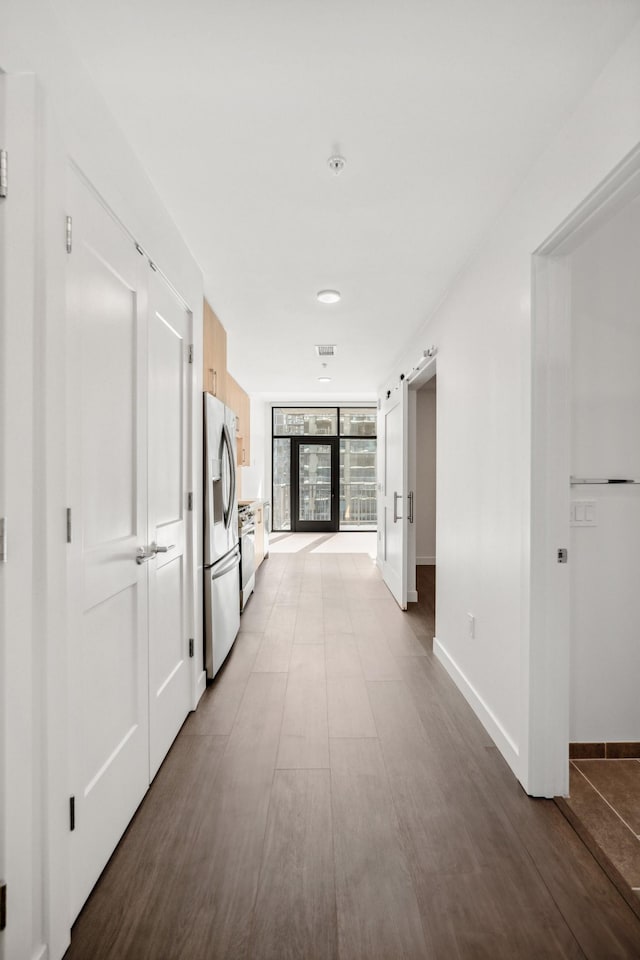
{"left": 271, "top": 405, "right": 377, "bottom": 533}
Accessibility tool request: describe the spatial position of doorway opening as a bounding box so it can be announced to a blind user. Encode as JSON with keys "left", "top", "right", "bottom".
{"left": 531, "top": 144, "right": 640, "bottom": 898}
{"left": 407, "top": 363, "right": 437, "bottom": 638}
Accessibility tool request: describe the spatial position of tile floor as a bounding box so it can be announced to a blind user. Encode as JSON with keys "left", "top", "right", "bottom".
{"left": 557, "top": 759, "right": 640, "bottom": 916}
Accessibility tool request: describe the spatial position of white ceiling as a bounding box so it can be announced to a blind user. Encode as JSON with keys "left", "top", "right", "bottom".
{"left": 50, "top": 0, "right": 640, "bottom": 399}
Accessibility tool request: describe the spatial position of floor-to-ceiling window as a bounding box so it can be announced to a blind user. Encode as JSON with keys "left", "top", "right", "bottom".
{"left": 272, "top": 406, "right": 377, "bottom": 532}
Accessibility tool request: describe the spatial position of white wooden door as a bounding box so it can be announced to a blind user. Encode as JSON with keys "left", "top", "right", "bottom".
{"left": 380, "top": 382, "right": 408, "bottom": 608}
{"left": 147, "top": 269, "right": 191, "bottom": 779}
{"left": 67, "top": 169, "right": 150, "bottom": 919}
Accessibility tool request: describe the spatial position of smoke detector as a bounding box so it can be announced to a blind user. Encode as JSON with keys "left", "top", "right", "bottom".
{"left": 327, "top": 155, "right": 346, "bottom": 175}
{"left": 315, "top": 344, "right": 337, "bottom": 358}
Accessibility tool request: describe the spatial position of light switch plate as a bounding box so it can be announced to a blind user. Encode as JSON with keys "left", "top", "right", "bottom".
{"left": 570, "top": 500, "right": 596, "bottom": 527}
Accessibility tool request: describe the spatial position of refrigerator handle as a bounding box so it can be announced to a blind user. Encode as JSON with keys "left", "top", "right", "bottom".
{"left": 221, "top": 421, "right": 236, "bottom": 530}
{"left": 210, "top": 547, "right": 241, "bottom": 581}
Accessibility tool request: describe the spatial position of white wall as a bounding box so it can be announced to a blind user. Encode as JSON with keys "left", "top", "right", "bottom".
{"left": 379, "top": 22, "right": 640, "bottom": 789}
{"left": 570, "top": 195, "right": 640, "bottom": 742}
{"left": 2, "top": 4, "right": 205, "bottom": 958}
{"left": 416, "top": 383, "right": 437, "bottom": 564}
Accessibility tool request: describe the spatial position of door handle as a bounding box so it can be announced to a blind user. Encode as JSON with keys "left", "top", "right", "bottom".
{"left": 136, "top": 542, "right": 175, "bottom": 563}
{"left": 393, "top": 492, "right": 402, "bottom": 523}
{"left": 408, "top": 491, "right": 414, "bottom": 524}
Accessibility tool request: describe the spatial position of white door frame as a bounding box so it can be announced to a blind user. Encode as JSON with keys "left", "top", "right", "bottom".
{"left": 527, "top": 143, "right": 640, "bottom": 797}
{"left": 0, "top": 71, "right": 40, "bottom": 960}
{"left": 407, "top": 357, "right": 437, "bottom": 604}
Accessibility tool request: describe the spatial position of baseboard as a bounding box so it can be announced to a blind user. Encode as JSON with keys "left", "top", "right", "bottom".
{"left": 433, "top": 637, "right": 519, "bottom": 776}
{"left": 195, "top": 669, "right": 207, "bottom": 706}
{"left": 417, "top": 556, "right": 435, "bottom": 565}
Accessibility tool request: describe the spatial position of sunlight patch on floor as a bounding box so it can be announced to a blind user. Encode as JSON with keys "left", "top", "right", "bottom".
{"left": 269, "top": 532, "right": 377, "bottom": 557}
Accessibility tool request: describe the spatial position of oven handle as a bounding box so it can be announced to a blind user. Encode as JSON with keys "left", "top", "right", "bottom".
{"left": 211, "top": 547, "right": 241, "bottom": 581}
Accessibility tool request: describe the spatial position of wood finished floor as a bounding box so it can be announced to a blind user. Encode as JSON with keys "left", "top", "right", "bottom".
{"left": 65, "top": 557, "right": 640, "bottom": 959}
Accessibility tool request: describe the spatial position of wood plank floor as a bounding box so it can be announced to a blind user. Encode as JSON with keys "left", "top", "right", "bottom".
{"left": 64, "top": 556, "right": 640, "bottom": 959}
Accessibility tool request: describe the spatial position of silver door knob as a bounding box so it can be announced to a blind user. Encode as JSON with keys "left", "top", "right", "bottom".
{"left": 137, "top": 542, "right": 175, "bottom": 563}
{"left": 136, "top": 546, "right": 155, "bottom": 564}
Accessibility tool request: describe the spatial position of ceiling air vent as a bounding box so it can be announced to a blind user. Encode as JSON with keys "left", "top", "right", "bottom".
{"left": 315, "top": 344, "right": 337, "bottom": 358}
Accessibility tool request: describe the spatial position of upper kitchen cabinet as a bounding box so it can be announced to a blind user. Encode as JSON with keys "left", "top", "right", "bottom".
{"left": 226, "top": 374, "right": 251, "bottom": 466}
{"left": 203, "top": 299, "right": 227, "bottom": 402}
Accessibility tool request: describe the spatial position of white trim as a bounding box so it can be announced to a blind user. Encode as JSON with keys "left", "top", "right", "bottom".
{"left": 1, "top": 71, "right": 42, "bottom": 960}
{"left": 407, "top": 354, "right": 437, "bottom": 387}
{"left": 416, "top": 556, "right": 436, "bottom": 565}
{"left": 434, "top": 638, "right": 520, "bottom": 776}
{"left": 195, "top": 669, "right": 207, "bottom": 704}
{"left": 407, "top": 590, "right": 418, "bottom": 603}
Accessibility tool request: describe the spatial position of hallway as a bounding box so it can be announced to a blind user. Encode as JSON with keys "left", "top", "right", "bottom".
{"left": 65, "top": 554, "right": 640, "bottom": 959}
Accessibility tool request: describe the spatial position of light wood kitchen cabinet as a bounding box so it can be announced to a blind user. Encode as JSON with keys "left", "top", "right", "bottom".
{"left": 226, "top": 373, "right": 251, "bottom": 467}
{"left": 203, "top": 299, "right": 227, "bottom": 401}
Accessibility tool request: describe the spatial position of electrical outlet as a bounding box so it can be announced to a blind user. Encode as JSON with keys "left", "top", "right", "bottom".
{"left": 467, "top": 613, "right": 475, "bottom": 639}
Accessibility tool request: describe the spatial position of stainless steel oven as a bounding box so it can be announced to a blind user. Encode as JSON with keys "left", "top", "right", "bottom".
{"left": 238, "top": 505, "right": 256, "bottom": 611}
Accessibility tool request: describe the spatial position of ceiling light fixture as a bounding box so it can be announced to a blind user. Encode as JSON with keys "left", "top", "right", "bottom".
{"left": 327, "top": 155, "right": 346, "bottom": 175}
{"left": 317, "top": 376, "right": 332, "bottom": 383}
{"left": 317, "top": 290, "right": 341, "bottom": 304}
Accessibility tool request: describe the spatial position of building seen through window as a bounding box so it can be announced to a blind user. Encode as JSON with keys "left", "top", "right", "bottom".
{"left": 272, "top": 407, "right": 377, "bottom": 532}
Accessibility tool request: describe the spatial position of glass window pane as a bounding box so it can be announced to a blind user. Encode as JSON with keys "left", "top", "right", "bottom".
{"left": 298, "top": 443, "right": 332, "bottom": 522}
{"left": 273, "top": 438, "right": 291, "bottom": 530}
{"left": 340, "top": 439, "right": 377, "bottom": 529}
{"left": 339, "top": 407, "right": 377, "bottom": 437}
{"left": 273, "top": 407, "right": 337, "bottom": 436}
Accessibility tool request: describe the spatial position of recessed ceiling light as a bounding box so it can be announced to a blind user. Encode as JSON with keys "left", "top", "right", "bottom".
{"left": 317, "top": 376, "right": 332, "bottom": 383}
{"left": 317, "top": 289, "right": 341, "bottom": 304}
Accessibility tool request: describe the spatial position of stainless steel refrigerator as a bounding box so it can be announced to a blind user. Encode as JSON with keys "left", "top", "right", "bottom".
{"left": 204, "top": 393, "right": 241, "bottom": 678}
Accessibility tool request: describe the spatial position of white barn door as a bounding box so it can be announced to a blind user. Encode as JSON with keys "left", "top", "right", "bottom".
{"left": 67, "top": 170, "right": 151, "bottom": 918}
{"left": 147, "top": 269, "right": 191, "bottom": 779}
{"left": 379, "top": 382, "right": 408, "bottom": 609}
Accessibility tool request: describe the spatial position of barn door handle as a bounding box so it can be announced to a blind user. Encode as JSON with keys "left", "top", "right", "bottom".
{"left": 408, "top": 491, "right": 414, "bottom": 524}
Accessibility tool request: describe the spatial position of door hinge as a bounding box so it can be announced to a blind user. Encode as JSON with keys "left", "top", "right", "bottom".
{"left": 69, "top": 796, "right": 76, "bottom": 831}
{"left": 0, "top": 517, "right": 7, "bottom": 563}
{"left": 65, "top": 216, "right": 72, "bottom": 253}
{"left": 188, "top": 638, "right": 194, "bottom": 658}
{"left": 187, "top": 492, "right": 193, "bottom": 511}
{"left": 188, "top": 344, "right": 194, "bottom": 364}
{"left": 135, "top": 243, "right": 144, "bottom": 256}
{"left": 557, "top": 547, "right": 568, "bottom": 564}
{"left": 66, "top": 508, "right": 72, "bottom": 544}
{"left": 149, "top": 260, "right": 157, "bottom": 272}
{"left": 0, "top": 149, "right": 7, "bottom": 199}
{"left": 0, "top": 882, "right": 6, "bottom": 931}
